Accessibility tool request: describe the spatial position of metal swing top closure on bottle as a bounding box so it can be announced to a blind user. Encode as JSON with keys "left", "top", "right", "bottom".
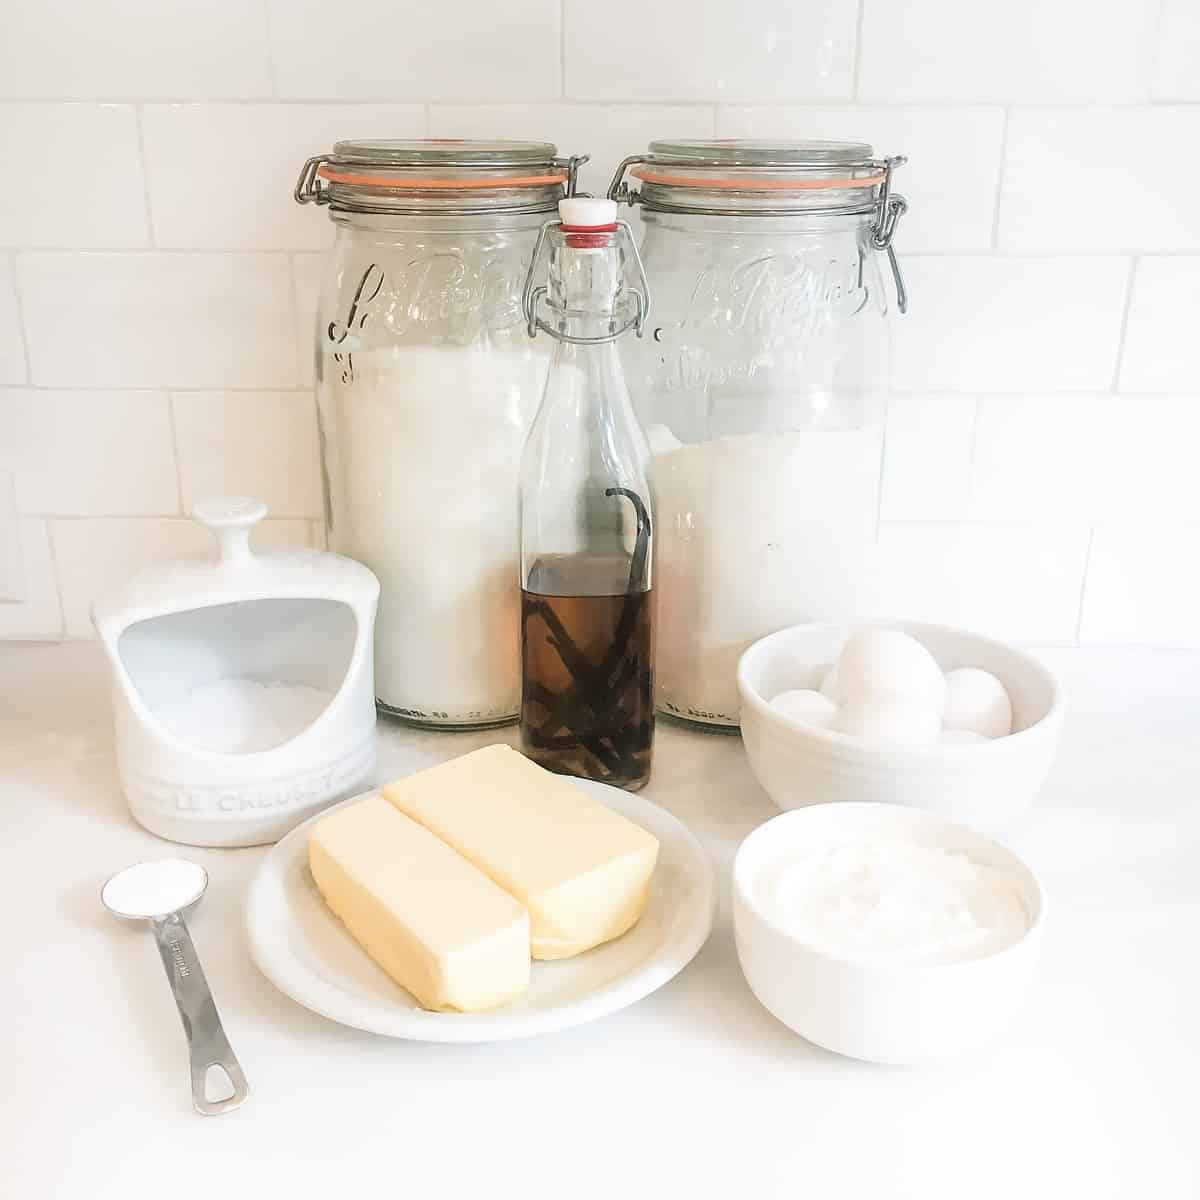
{"left": 608, "top": 138, "right": 909, "bottom": 311}
{"left": 522, "top": 197, "right": 651, "bottom": 345}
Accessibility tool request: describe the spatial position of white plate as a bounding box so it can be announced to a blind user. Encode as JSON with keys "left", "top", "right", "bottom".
{"left": 245, "top": 779, "right": 716, "bottom": 1042}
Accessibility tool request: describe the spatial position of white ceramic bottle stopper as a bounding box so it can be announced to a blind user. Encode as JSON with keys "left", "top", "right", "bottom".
{"left": 558, "top": 197, "right": 618, "bottom": 227}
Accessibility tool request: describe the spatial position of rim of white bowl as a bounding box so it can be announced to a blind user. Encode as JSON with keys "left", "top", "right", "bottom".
{"left": 732, "top": 801, "right": 1047, "bottom": 973}
{"left": 735, "top": 619, "right": 1066, "bottom": 761}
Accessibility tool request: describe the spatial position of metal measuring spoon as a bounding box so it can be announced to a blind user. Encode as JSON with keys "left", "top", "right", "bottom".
{"left": 102, "top": 858, "right": 249, "bottom": 1115}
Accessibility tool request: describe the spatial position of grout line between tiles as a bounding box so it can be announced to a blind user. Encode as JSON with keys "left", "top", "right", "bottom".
{"left": 1109, "top": 257, "right": 1139, "bottom": 391}
{"left": 559, "top": 0, "right": 567, "bottom": 101}
{"left": 1074, "top": 525, "right": 1097, "bottom": 641}
{"left": 0, "top": 383, "right": 315, "bottom": 395}
{"left": 28, "top": 511, "right": 321, "bottom": 522}
{"left": 5, "top": 97, "right": 1199, "bottom": 108}
{"left": 286, "top": 253, "right": 310, "bottom": 387}
{"left": 164, "top": 393, "right": 186, "bottom": 515}
{"left": 1147, "top": 0, "right": 1170, "bottom": 106}
{"left": 6, "top": 250, "right": 33, "bottom": 384}
{"left": 989, "top": 108, "right": 1010, "bottom": 251}
{"left": 261, "top": 0, "right": 280, "bottom": 100}
{"left": 6, "top": 246, "right": 322, "bottom": 257}
{"left": 877, "top": 518, "right": 1104, "bottom": 529}
{"left": 851, "top": 0, "right": 867, "bottom": 101}
{"left": 963, "top": 395, "right": 982, "bottom": 517}
{"left": 41, "top": 519, "right": 68, "bottom": 639}
{"left": 132, "top": 105, "right": 156, "bottom": 247}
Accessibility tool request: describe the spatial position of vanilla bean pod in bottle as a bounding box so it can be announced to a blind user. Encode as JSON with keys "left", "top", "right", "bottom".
{"left": 518, "top": 198, "right": 655, "bottom": 791}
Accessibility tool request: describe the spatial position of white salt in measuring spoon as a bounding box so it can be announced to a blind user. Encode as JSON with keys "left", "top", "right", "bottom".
{"left": 101, "top": 858, "right": 249, "bottom": 1115}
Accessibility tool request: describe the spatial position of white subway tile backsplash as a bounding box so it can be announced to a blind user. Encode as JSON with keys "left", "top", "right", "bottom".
{"left": 429, "top": 105, "right": 716, "bottom": 198}
{"left": 858, "top": 0, "right": 1156, "bottom": 104}
{"left": 53, "top": 516, "right": 311, "bottom": 637}
{"left": 0, "top": 2, "right": 1197, "bottom": 651}
{"left": 268, "top": 0, "right": 560, "bottom": 100}
{"left": 0, "top": 518, "right": 62, "bottom": 638}
{"left": 2, "top": 389, "right": 178, "bottom": 516}
{"left": 715, "top": 107, "right": 1004, "bottom": 253}
{"left": 172, "top": 391, "right": 322, "bottom": 518}
{"left": 0, "top": 0, "right": 272, "bottom": 100}
{"left": 1080, "top": 524, "right": 1200, "bottom": 647}
{"left": 1118, "top": 259, "right": 1200, "bottom": 394}
{"left": 1153, "top": 0, "right": 1200, "bottom": 101}
{"left": 0, "top": 258, "right": 24, "bottom": 384}
{"left": 881, "top": 394, "right": 976, "bottom": 521}
{"left": 999, "top": 109, "right": 1200, "bottom": 253}
{"left": 878, "top": 521, "right": 1091, "bottom": 643}
{"left": 0, "top": 105, "right": 146, "bottom": 248}
{"left": 143, "top": 104, "right": 426, "bottom": 250}
{"left": 565, "top": 0, "right": 856, "bottom": 102}
{"left": 970, "top": 395, "right": 1200, "bottom": 521}
{"left": 18, "top": 253, "right": 299, "bottom": 389}
{"left": 891, "top": 257, "right": 1129, "bottom": 393}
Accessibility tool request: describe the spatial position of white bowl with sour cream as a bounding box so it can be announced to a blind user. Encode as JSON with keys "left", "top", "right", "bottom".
{"left": 733, "top": 802, "right": 1046, "bottom": 1064}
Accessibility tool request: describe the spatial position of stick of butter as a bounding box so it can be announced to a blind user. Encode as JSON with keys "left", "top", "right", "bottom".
{"left": 308, "top": 794, "right": 530, "bottom": 1012}
{"left": 383, "top": 744, "right": 660, "bottom": 960}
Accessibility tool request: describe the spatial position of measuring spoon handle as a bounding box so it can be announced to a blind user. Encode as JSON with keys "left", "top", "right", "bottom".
{"left": 152, "top": 911, "right": 249, "bottom": 1115}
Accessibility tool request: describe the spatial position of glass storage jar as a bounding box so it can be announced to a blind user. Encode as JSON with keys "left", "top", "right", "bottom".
{"left": 610, "top": 139, "right": 908, "bottom": 729}
{"left": 295, "top": 140, "right": 585, "bottom": 728}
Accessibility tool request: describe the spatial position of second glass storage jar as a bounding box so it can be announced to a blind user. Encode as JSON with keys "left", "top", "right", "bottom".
{"left": 295, "top": 140, "right": 584, "bottom": 727}
{"left": 610, "top": 139, "right": 909, "bottom": 729}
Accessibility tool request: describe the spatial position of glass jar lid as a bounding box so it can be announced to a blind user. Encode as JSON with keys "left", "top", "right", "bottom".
{"left": 295, "top": 138, "right": 586, "bottom": 216}
{"left": 609, "top": 138, "right": 911, "bottom": 313}
{"left": 609, "top": 137, "right": 905, "bottom": 221}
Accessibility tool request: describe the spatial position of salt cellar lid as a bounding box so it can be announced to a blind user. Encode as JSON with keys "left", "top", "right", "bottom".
{"left": 93, "top": 497, "right": 377, "bottom": 638}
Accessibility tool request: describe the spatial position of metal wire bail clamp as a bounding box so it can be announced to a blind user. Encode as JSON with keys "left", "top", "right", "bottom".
{"left": 522, "top": 218, "right": 652, "bottom": 346}
{"left": 871, "top": 155, "right": 909, "bottom": 314}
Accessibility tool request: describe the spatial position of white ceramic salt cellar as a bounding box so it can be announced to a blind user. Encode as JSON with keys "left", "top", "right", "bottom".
{"left": 93, "top": 498, "right": 379, "bottom": 848}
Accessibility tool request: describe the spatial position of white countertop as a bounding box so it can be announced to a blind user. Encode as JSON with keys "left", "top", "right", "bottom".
{"left": 3, "top": 641, "right": 1197, "bottom": 1199}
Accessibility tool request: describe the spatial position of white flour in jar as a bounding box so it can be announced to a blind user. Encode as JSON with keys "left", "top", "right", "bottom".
{"left": 651, "top": 427, "right": 884, "bottom": 726}
{"left": 323, "top": 343, "right": 548, "bottom": 725}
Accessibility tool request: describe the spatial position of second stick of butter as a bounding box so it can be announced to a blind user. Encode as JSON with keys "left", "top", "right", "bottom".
{"left": 384, "top": 745, "right": 659, "bottom": 960}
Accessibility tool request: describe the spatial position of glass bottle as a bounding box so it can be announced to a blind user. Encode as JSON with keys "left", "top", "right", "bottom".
{"left": 518, "top": 198, "right": 655, "bottom": 791}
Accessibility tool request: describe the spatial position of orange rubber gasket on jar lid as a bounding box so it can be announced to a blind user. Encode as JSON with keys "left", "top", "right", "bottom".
{"left": 631, "top": 168, "right": 886, "bottom": 191}
{"left": 316, "top": 166, "right": 569, "bottom": 190}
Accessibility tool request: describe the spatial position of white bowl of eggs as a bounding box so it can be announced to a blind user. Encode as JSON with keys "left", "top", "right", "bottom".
{"left": 736, "top": 621, "right": 1065, "bottom": 833}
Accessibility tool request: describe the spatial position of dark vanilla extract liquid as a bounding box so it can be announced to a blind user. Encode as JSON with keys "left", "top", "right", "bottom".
{"left": 520, "top": 554, "right": 653, "bottom": 791}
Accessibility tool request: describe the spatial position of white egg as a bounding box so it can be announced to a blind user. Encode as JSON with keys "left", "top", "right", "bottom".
{"left": 836, "top": 628, "right": 947, "bottom": 716}
{"left": 939, "top": 729, "right": 990, "bottom": 746}
{"left": 942, "top": 668, "right": 1013, "bottom": 738}
{"left": 830, "top": 694, "right": 941, "bottom": 747}
{"left": 770, "top": 689, "right": 838, "bottom": 729}
{"left": 818, "top": 663, "right": 846, "bottom": 703}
